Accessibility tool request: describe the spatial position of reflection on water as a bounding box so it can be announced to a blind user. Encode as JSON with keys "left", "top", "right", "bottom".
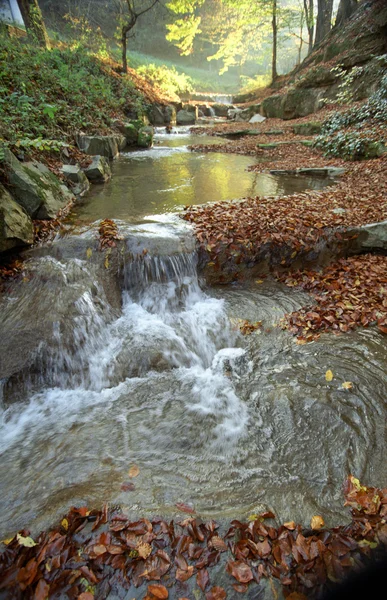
{"left": 72, "top": 131, "right": 334, "bottom": 223}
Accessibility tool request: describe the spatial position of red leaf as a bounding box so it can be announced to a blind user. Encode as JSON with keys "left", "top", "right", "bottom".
{"left": 197, "top": 568, "right": 209, "bottom": 591}
{"left": 226, "top": 560, "right": 253, "bottom": 584}
{"left": 206, "top": 587, "right": 227, "bottom": 600}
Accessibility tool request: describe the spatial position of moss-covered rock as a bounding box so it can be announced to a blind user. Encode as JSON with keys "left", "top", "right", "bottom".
{"left": 75, "top": 134, "right": 126, "bottom": 158}
{"left": 0, "top": 183, "right": 34, "bottom": 253}
{"left": 1, "top": 147, "right": 74, "bottom": 219}
{"left": 261, "top": 95, "right": 284, "bottom": 118}
{"left": 293, "top": 121, "right": 322, "bottom": 135}
{"left": 137, "top": 126, "right": 154, "bottom": 148}
{"left": 282, "top": 88, "right": 323, "bottom": 120}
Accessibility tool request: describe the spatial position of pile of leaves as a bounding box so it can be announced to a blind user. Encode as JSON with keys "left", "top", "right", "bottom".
{"left": 98, "top": 219, "right": 123, "bottom": 250}
{"left": 277, "top": 254, "right": 387, "bottom": 340}
{"left": 1, "top": 476, "right": 387, "bottom": 599}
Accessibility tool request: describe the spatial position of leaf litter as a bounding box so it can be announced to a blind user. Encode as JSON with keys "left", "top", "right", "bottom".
{"left": 2, "top": 477, "right": 387, "bottom": 598}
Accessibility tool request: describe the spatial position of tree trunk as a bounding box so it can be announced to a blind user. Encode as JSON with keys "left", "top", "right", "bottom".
{"left": 16, "top": 0, "right": 49, "bottom": 48}
{"left": 122, "top": 28, "right": 128, "bottom": 74}
{"left": 335, "top": 0, "right": 358, "bottom": 28}
{"left": 315, "top": 0, "right": 334, "bottom": 46}
{"left": 271, "top": 0, "right": 278, "bottom": 82}
{"left": 303, "top": 0, "right": 314, "bottom": 54}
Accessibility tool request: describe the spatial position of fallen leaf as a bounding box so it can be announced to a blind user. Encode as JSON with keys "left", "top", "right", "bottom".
{"left": 61, "top": 518, "right": 69, "bottom": 531}
{"left": 78, "top": 593, "right": 94, "bottom": 600}
{"left": 310, "top": 515, "right": 325, "bottom": 530}
{"left": 34, "top": 579, "right": 50, "bottom": 600}
{"left": 227, "top": 560, "right": 253, "bottom": 583}
{"left": 197, "top": 568, "right": 209, "bottom": 591}
{"left": 86, "top": 248, "right": 92, "bottom": 259}
{"left": 129, "top": 465, "right": 140, "bottom": 478}
{"left": 175, "top": 502, "right": 196, "bottom": 514}
{"left": 210, "top": 536, "right": 228, "bottom": 552}
{"left": 206, "top": 587, "right": 227, "bottom": 600}
{"left": 17, "top": 533, "right": 36, "bottom": 548}
{"left": 148, "top": 584, "right": 169, "bottom": 599}
{"left": 325, "top": 369, "right": 334, "bottom": 382}
{"left": 342, "top": 381, "right": 353, "bottom": 390}
{"left": 121, "top": 481, "right": 135, "bottom": 492}
{"left": 137, "top": 542, "right": 152, "bottom": 559}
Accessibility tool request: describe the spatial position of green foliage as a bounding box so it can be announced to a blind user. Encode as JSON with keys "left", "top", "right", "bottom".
{"left": 136, "top": 63, "right": 193, "bottom": 96}
{"left": 0, "top": 34, "right": 147, "bottom": 148}
{"left": 315, "top": 69, "right": 387, "bottom": 159}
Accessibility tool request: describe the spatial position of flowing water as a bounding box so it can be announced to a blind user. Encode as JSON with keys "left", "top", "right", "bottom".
{"left": 1, "top": 128, "right": 387, "bottom": 540}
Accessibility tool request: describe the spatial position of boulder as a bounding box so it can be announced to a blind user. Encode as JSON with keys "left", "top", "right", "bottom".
{"left": 75, "top": 134, "right": 126, "bottom": 158}
{"left": 261, "top": 95, "right": 284, "bottom": 118}
{"left": 164, "top": 105, "right": 176, "bottom": 124}
{"left": 2, "top": 148, "right": 75, "bottom": 219}
{"left": 249, "top": 113, "right": 266, "bottom": 124}
{"left": 293, "top": 121, "right": 322, "bottom": 135}
{"left": 0, "top": 184, "right": 34, "bottom": 253}
{"left": 61, "top": 164, "right": 90, "bottom": 197}
{"left": 281, "top": 88, "right": 324, "bottom": 120}
{"left": 228, "top": 108, "right": 241, "bottom": 120}
{"left": 182, "top": 104, "right": 198, "bottom": 115}
{"left": 176, "top": 109, "right": 196, "bottom": 125}
{"left": 150, "top": 104, "right": 165, "bottom": 125}
{"left": 137, "top": 126, "right": 154, "bottom": 148}
{"left": 212, "top": 103, "right": 229, "bottom": 117}
{"left": 83, "top": 156, "right": 112, "bottom": 184}
{"left": 112, "top": 120, "right": 138, "bottom": 146}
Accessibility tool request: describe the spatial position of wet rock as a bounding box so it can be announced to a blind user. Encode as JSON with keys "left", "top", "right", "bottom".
{"left": 75, "top": 134, "right": 126, "bottom": 158}
{"left": 269, "top": 167, "right": 346, "bottom": 177}
{"left": 137, "top": 126, "right": 154, "bottom": 148}
{"left": 83, "top": 156, "right": 112, "bottom": 184}
{"left": 112, "top": 120, "right": 138, "bottom": 146}
{"left": 212, "top": 103, "right": 230, "bottom": 117}
{"left": 164, "top": 105, "right": 176, "bottom": 124}
{"left": 176, "top": 109, "right": 196, "bottom": 125}
{"left": 347, "top": 219, "right": 387, "bottom": 253}
{"left": 0, "top": 183, "right": 34, "bottom": 253}
{"left": 61, "top": 164, "right": 90, "bottom": 197}
{"left": 150, "top": 104, "right": 166, "bottom": 125}
{"left": 293, "top": 121, "right": 322, "bottom": 135}
{"left": 1, "top": 147, "right": 74, "bottom": 219}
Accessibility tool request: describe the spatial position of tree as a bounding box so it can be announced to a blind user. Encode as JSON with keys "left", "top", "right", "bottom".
{"left": 314, "top": 0, "right": 334, "bottom": 46}
{"left": 16, "top": 0, "right": 50, "bottom": 48}
{"left": 117, "top": 0, "right": 161, "bottom": 73}
{"left": 303, "top": 0, "right": 314, "bottom": 54}
{"left": 335, "top": 0, "right": 358, "bottom": 28}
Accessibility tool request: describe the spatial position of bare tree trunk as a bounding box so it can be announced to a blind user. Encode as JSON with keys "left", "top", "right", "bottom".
{"left": 122, "top": 29, "right": 128, "bottom": 73}
{"left": 16, "top": 0, "right": 50, "bottom": 48}
{"left": 303, "top": 0, "right": 314, "bottom": 54}
{"left": 335, "top": 0, "right": 358, "bottom": 28}
{"left": 315, "top": 0, "right": 334, "bottom": 46}
{"left": 272, "top": 0, "right": 278, "bottom": 82}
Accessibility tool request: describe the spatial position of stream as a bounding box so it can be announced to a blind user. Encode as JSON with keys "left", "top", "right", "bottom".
{"left": 1, "top": 127, "right": 387, "bottom": 541}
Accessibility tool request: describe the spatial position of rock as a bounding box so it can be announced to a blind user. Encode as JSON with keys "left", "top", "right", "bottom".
{"left": 150, "top": 104, "right": 165, "bottom": 125}
{"left": 61, "top": 164, "right": 90, "bottom": 197}
{"left": 164, "top": 105, "right": 176, "bottom": 124}
{"left": 228, "top": 108, "right": 241, "bottom": 120}
{"left": 261, "top": 95, "right": 284, "bottom": 118}
{"left": 235, "top": 108, "right": 253, "bottom": 122}
{"left": 137, "top": 126, "right": 154, "bottom": 148}
{"left": 347, "top": 220, "right": 387, "bottom": 253}
{"left": 75, "top": 134, "right": 126, "bottom": 158}
{"left": 83, "top": 156, "right": 112, "bottom": 184}
{"left": 293, "top": 121, "right": 322, "bottom": 135}
{"left": 212, "top": 103, "right": 230, "bottom": 117}
{"left": 249, "top": 113, "right": 266, "bottom": 123}
{"left": 2, "top": 147, "right": 74, "bottom": 219}
{"left": 0, "top": 184, "right": 34, "bottom": 253}
{"left": 269, "top": 167, "right": 346, "bottom": 177}
{"left": 176, "top": 109, "right": 196, "bottom": 125}
{"left": 112, "top": 120, "right": 138, "bottom": 146}
{"left": 216, "top": 130, "right": 260, "bottom": 139}
{"left": 282, "top": 88, "right": 324, "bottom": 120}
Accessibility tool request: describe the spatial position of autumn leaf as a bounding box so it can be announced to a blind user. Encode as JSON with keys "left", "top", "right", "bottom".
{"left": 342, "top": 381, "right": 353, "bottom": 390}
{"left": 325, "top": 369, "right": 334, "bottom": 382}
{"left": 175, "top": 502, "right": 195, "bottom": 514}
{"left": 206, "top": 587, "right": 227, "bottom": 600}
{"left": 137, "top": 542, "right": 152, "bottom": 559}
{"left": 148, "top": 584, "right": 168, "bottom": 599}
{"left": 78, "top": 593, "right": 94, "bottom": 600}
{"left": 128, "top": 464, "right": 140, "bottom": 478}
{"left": 86, "top": 248, "right": 92, "bottom": 259}
{"left": 34, "top": 579, "right": 50, "bottom": 600}
{"left": 197, "top": 568, "right": 210, "bottom": 591}
{"left": 17, "top": 533, "right": 36, "bottom": 547}
{"left": 226, "top": 560, "right": 253, "bottom": 583}
{"left": 61, "top": 518, "right": 69, "bottom": 531}
{"left": 310, "top": 515, "right": 325, "bottom": 530}
{"left": 121, "top": 481, "right": 135, "bottom": 491}
{"left": 210, "top": 536, "right": 228, "bottom": 552}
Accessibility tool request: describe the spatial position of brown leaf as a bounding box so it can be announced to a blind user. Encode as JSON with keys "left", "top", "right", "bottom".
{"left": 148, "top": 584, "right": 169, "bottom": 599}
{"left": 206, "top": 586, "right": 227, "bottom": 600}
{"left": 197, "top": 568, "right": 210, "bottom": 591}
{"left": 175, "top": 502, "right": 196, "bottom": 514}
{"left": 210, "top": 536, "right": 228, "bottom": 552}
{"left": 176, "top": 566, "right": 194, "bottom": 582}
{"left": 34, "top": 579, "right": 50, "bottom": 600}
{"left": 121, "top": 481, "right": 135, "bottom": 491}
{"left": 137, "top": 542, "right": 152, "bottom": 559}
{"left": 226, "top": 560, "right": 253, "bottom": 584}
{"left": 232, "top": 584, "right": 248, "bottom": 593}
{"left": 78, "top": 594, "right": 94, "bottom": 600}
